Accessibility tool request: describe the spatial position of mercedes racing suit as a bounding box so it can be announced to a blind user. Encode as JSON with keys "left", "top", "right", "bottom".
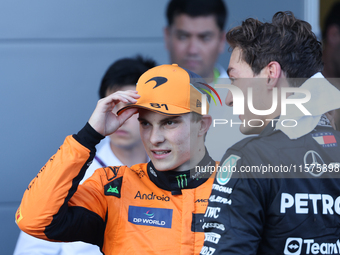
{"left": 16, "top": 123, "right": 216, "bottom": 255}
{"left": 201, "top": 117, "right": 340, "bottom": 255}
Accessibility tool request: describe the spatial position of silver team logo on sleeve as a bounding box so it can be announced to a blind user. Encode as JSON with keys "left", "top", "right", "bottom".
{"left": 216, "top": 155, "right": 240, "bottom": 185}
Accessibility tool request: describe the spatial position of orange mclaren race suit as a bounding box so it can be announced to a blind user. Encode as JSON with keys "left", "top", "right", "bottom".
{"left": 16, "top": 123, "right": 217, "bottom": 255}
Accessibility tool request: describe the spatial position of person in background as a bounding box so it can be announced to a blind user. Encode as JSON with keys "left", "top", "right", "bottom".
{"left": 13, "top": 55, "right": 154, "bottom": 255}
{"left": 322, "top": 1, "right": 340, "bottom": 87}
{"left": 201, "top": 11, "right": 340, "bottom": 254}
{"left": 164, "top": 0, "right": 246, "bottom": 160}
{"left": 322, "top": 1, "right": 340, "bottom": 131}
{"left": 164, "top": 0, "right": 227, "bottom": 84}
{"left": 15, "top": 63, "right": 216, "bottom": 254}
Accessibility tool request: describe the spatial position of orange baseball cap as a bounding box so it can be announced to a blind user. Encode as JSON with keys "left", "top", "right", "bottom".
{"left": 117, "top": 64, "right": 210, "bottom": 115}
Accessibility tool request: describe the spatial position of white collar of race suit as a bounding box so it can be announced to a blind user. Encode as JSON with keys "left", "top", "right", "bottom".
{"left": 276, "top": 72, "right": 340, "bottom": 139}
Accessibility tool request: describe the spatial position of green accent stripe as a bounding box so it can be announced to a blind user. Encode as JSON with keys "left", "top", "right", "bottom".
{"left": 214, "top": 68, "right": 220, "bottom": 83}
{"left": 201, "top": 88, "right": 217, "bottom": 105}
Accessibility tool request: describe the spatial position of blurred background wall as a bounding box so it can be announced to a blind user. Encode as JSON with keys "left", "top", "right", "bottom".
{"left": 0, "top": 0, "right": 327, "bottom": 253}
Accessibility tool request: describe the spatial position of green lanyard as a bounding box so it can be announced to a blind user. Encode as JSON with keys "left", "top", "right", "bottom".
{"left": 213, "top": 68, "right": 220, "bottom": 83}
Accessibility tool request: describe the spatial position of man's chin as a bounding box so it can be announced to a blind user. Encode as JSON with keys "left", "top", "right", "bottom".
{"left": 151, "top": 163, "right": 172, "bottom": 172}
{"left": 112, "top": 142, "right": 133, "bottom": 149}
{"left": 151, "top": 160, "right": 181, "bottom": 172}
{"left": 182, "top": 63, "right": 202, "bottom": 75}
{"left": 240, "top": 126, "right": 261, "bottom": 135}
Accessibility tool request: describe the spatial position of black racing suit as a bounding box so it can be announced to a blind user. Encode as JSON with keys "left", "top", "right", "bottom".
{"left": 201, "top": 117, "right": 340, "bottom": 255}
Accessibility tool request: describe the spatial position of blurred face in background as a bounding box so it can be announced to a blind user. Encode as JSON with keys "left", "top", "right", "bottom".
{"left": 164, "top": 14, "right": 225, "bottom": 80}
{"left": 106, "top": 85, "right": 143, "bottom": 149}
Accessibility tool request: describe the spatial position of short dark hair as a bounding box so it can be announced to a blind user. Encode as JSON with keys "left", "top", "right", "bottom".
{"left": 322, "top": 2, "right": 340, "bottom": 40}
{"left": 226, "top": 11, "right": 323, "bottom": 86}
{"left": 190, "top": 112, "right": 203, "bottom": 123}
{"left": 190, "top": 112, "right": 208, "bottom": 140}
{"left": 166, "top": 0, "right": 227, "bottom": 31}
{"left": 99, "top": 55, "right": 157, "bottom": 98}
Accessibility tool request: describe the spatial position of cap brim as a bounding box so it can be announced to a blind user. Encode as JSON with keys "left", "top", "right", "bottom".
{"left": 117, "top": 103, "right": 191, "bottom": 116}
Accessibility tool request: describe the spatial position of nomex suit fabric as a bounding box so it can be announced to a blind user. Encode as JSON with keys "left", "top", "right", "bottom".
{"left": 201, "top": 118, "right": 340, "bottom": 255}
{"left": 16, "top": 123, "right": 216, "bottom": 255}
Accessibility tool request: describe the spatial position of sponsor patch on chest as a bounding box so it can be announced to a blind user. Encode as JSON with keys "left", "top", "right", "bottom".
{"left": 128, "top": 206, "right": 173, "bottom": 229}
{"left": 104, "top": 177, "right": 123, "bottom": 198}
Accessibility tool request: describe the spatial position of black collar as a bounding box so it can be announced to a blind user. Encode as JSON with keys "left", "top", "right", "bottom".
{"left": 147, "top": 149, "right": 215, "bottom": 195}
{"left": 259, "top": 116, "right": 280, "bottom": 137}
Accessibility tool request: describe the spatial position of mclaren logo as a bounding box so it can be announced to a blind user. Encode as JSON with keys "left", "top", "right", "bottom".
{"left": 145, "top": 76, "right": 168, "bottom": 89}
{"left": 195, "top": 199, "right": 209, "bottom": 203}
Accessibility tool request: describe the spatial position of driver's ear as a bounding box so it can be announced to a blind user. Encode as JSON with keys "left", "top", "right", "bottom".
{"left": 265, "top": 61, "right": 282, "bottom": 90}
{"left": 198, "top": 114, "right": 212, "bottom": 137}
{"left": 325, "top": 110, "right": 337, "bottom": 130}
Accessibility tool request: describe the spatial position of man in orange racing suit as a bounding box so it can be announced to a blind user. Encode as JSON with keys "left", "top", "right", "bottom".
{"left": 16, "top": 64, "right": 217, "bottom": 254}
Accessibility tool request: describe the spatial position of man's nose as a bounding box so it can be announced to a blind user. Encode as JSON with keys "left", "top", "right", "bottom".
{"left": 225, "top": 90, "right": 233, "bottom": 107}
{"left": 187, "top": 38, "right": 200, "bottom": 55}
{"left": 149, "top": 127, "right": 165, "bottom": 145}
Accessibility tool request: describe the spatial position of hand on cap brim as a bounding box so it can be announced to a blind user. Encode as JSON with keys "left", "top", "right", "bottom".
{"left": 88, "top": 90, "right": 140, "bottom": 136}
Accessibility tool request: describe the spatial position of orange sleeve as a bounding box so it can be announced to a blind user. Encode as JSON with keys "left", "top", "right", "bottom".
{"left": 16, "top": 124, "right": 109, "bottom": 247}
